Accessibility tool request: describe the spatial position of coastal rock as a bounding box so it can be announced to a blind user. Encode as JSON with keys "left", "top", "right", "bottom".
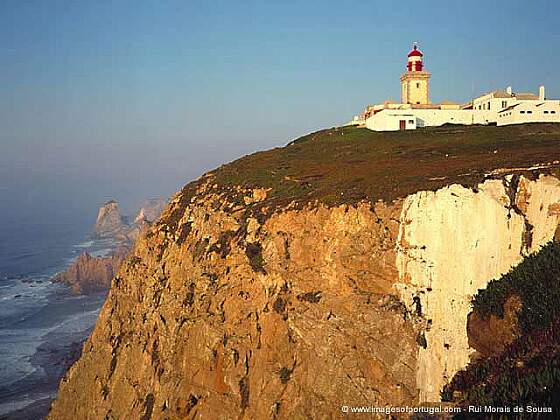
{"left": 49, "top": 176, "right": 560, "bottom": 418}
{"left": 92, "top": 201, "right": 129, "bottom": 241}
{"left": 49, "top": 126, "right": 560, "bottom": 417}
{"left": 54, "top": 198, "right": 168, "bottom": 295}
{"left": 93, "top": 198, "right": 167, "bottom": 244}
{"left": 394, "top": 174, "right": 560, "bottom": 402}
{"left": 128, "top": 198, "right": 168, "bottom": 242}
{"left": 467, "top": 295, "right": 522, "bottom": 358}
{"left": 52, "top": 249, "right": 127, "bottom": 294}
{"left": 134, "top": 198, "right": 167, "bottom": 225}
{"left": 50, "top": 193, "right": 420, "bottom": 419}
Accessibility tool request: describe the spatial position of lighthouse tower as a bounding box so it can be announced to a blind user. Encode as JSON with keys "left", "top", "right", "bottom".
{"left": 400, "top": 43, "right": 431, "bottom": 105}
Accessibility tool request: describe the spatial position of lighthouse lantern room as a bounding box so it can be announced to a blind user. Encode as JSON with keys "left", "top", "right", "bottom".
{"left": 400, "top": 43, "right": 431, "bottom": 105}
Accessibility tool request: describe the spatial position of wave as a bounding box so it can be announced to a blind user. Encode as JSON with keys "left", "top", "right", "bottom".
{"left": 5, "top": 251, "right": 41, "bottom": 262}
{"left": 74, "top": 240, "right": 94, "bottom": 248}
{"left": 0, "top": 236, "right": 108, "bottom": 417}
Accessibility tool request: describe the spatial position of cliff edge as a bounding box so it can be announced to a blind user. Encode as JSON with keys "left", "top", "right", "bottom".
{"left": 49, "top": 124, "right": 560, "bottom": 418}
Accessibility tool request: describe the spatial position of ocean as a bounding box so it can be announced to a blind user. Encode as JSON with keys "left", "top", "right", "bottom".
{"left": 0, "top": 213, "right": 111, "bottom": 419}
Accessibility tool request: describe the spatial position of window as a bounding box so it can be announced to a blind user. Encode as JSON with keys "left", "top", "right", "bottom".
{"left": 416, "top": 101, "right": 420, "bottom": 104}
{"left": 520, "top": 111, "right": 525, "bottom": 114}
{"left": 552, "top": 111, "right": 557, "bottom": 114}
{"left": 502, "top": 101, "right": 507, "bottom": 108}
{"left": 416, "top": 82, "right": 420, "bottom": 88}
{"left": 544, "top": 111, "right": 549, "bottom": 114}
{"left": 408, "top": 120, "right": 414, "bottom": 124}
{"left": 487, "top": 101, "right": 491, "bottom": 110}
{"left": 527, "top": 110, "right": 533, "bottom": 114}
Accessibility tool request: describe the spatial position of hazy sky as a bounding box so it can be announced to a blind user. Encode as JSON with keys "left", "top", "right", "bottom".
{"left": 1, "top": 0, "right": 560, "bottom": 219}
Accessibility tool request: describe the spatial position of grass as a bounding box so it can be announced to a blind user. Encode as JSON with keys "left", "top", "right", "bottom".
{"left": 210, "top": 123, "right": 560, "bottom": 208}
{"left": 472, "top": 241, "right": 560, "bottom": 333}
{"left": 158, "top": 123, "right": 560, "bottom": 246}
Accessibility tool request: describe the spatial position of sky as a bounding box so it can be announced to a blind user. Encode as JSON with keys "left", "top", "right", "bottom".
{"left": 1, "top": 0, "right": 560, "bottom": 222}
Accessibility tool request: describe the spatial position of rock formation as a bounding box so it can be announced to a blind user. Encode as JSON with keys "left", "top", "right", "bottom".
{"left": 92, "top": 201, "right": 130, "bottom": 242}
{"left": 466, "top": 295, "right": 522, "bottom": 358}
{"left": 93, "top": 198, "right": 167, "bottom": 244}
{"left": 128, "top": 198, "right": 168, "bottom": 242}
{"left": 55, "top": 199, "right": 168, "bottom": 295}
{"left": 52, "top": 248, "right": 128, "bottom": 294}
{"left": 48, "top": 125, "right": 560, "bottom": 418}
{"left": 395, "top": 175, "right": 560, "bottom": 401}
{"left": 134, "top": 198, "right": 167, "bottom": 225}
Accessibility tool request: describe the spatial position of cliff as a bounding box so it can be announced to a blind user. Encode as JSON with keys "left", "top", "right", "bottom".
{"left": 443, "top": 241, "right": 560, "bottom": 410}
{"left": 93, "top": 198, "right": 167, "bottom": 244}
{"left": 49, "top": 124, "right": 560, "bottom": 418}
{"left": 395, "top": 174, "right": 560, "bottom": 401}
{"left": 52, "top": 248, "right": 128, "bottom": 294}
{"left": 134, "top": 198, "right": 168, "bottom": 225}
{"left": 54, "top": 198, "right": 167, "bottom": 295}
{"left": 93, "top": 200, "right": 130, "bottom": 241}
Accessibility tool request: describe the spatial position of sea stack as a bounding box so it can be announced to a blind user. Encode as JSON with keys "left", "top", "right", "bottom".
{"left": 92, "top": 201, "right": 129, "bottom": 241}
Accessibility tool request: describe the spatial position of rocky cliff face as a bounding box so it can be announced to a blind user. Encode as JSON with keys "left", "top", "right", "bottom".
{"left": 93, "top": 201, "right": 130, "bottom": 242}
{"left": 49, "top": 125, "right": 560, "bottom": 418}
{"left": 93, "top": 198, "right": 167, "bottom": 244}
{"left": 52, "top": 248, "right": 128, "bottom": 294}
{"left": 395, "top": 174, "right": 560, "bottom": 402}
{"left": 134, "top": 198, "right": 167, "bottom": 225}
{"left": 55, "top": 199, "right": 167, "bottom": 295}
{"left": 49, "top": 174, "right": 560, "bottom": 418}
{"left": 50, "top": 188, "right": 421, "bottom": 419}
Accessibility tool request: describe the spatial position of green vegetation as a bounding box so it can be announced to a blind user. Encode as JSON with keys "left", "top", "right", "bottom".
{"left": 472, "top": 241, "right": 560, "bottom": 333}
{"left": 158, "top": 123, "right": 560, "bottom": 237}
{"left": 443, "top": 241, "right": 560, "bottom": 411}
{"left": 210, "top": 123, "right": 560, "bottom": 208}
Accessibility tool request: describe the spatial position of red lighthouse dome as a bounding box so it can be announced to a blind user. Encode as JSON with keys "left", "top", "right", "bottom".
{"left": 407, "top": 44, "right": 424, "bottom": 72}
{"left": 408, "top": 44, "right": 423, "bottom": 58}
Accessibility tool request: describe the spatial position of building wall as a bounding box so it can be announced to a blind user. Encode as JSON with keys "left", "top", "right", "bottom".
{"left": 366, "top": 109, "right": 492, "bottom": 131}
{"left": 472, "top": 96, "right": 516, "bottom": 123}
{"left": 366, "top": 111, "right": 417, "bottom": 131}
{"left": 497, "top": 101, "right": 560, "bottom": 126}
{"left": 413, "top": 109, "right": 490, "bottom": 127}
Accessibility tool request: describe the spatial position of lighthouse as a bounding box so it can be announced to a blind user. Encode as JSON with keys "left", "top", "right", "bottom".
{"left": 400, "top": 43, "right": 431, "bottom": 105}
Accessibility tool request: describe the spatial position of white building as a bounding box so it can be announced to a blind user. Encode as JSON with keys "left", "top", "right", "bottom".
{"left": 365, "top": 108, "right": 489, "bottom": 131}
{"left": 497, "top": 99, "right": 560, "bottom": 126}
{"left": 358, "top": 45, "right": 560, "bottom": 131}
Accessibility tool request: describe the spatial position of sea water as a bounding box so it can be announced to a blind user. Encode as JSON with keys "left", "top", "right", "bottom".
{"left": 0, "top": 216, "right": 112, "bottom": 419}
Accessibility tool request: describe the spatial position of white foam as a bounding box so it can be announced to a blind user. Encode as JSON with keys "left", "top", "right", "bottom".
{"left": 0, "top": 390, "right": 55, "bottom": 416}
{"left": 89, "top": 248, "right": 112, "bottom": 258}
{"left": 74, "top": 240, "right": 94, "bottom": 249}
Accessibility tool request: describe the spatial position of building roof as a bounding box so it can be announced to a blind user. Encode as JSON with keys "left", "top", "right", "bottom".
{"left": 410, "top": 104, "right": 442, "bottom": 110}
{"left": 408, "top": 45, "right": 423, "bottom": 57}
{"left": 515, "top": 93, "right": 539, "bottom": 100}
{"left": 479, "top": 90, "right": 540, "bottom": 100}
{"left": 490, "top": 90, "right": 512, "bottom": 98}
